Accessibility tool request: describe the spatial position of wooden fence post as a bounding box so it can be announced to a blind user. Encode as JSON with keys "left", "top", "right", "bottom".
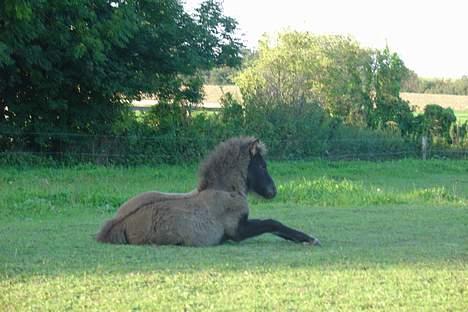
{"left": 421, "top": 135, "right": 428, "bottom": 160}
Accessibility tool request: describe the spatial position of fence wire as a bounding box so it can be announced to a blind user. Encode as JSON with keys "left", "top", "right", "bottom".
{"left": 1, "top": 130, "right": 467, "bottom": 165}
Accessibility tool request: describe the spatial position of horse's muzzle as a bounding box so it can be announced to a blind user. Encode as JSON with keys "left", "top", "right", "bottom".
{"left": 265, "top": 185, "right": 277, "bottom": 199}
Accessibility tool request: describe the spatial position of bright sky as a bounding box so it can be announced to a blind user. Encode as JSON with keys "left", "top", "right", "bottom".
{"left": 184, "top": 0, "right": 468, "bottom": 79}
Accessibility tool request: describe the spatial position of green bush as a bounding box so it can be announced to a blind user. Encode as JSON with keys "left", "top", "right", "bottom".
{"left": 423, "top": 104, "right": 457, "bottom": 143}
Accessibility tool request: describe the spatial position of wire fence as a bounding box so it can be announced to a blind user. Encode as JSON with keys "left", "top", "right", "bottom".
{"left": 1, "top": 130, "right": 467, "bottom": 165}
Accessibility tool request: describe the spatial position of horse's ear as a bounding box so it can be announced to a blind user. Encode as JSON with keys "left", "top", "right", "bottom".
{"left": 248, "top": 139, "right": 260, "bottom": 157}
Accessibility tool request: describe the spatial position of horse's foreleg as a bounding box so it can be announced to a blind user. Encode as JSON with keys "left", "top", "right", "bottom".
{"left": 232, "top": 215, "right": 320, "bottom": 245}
{"left": 272, "top": 227, "right": 320, "bottom": 245}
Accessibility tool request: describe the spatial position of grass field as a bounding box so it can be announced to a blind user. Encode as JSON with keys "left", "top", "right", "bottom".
{"left": 201, "top": 85, "right": 468, "bottom": 120}
{"left": 400, "top": 92, "right": 468, "bottom": 112}
{"left": 203, "top": 85, "right": 243, "bottom": 104}
{"left": 134, "top": 86, "right": 468, "bottom": 124}
{"left": 1, "top": 160, "right": 467, "bottom": 311}
{"left": 203, "top": 85, "right": 468, "bottom": 109}
{"left": 455, "top": 110, "right": 468, "bottom": 123}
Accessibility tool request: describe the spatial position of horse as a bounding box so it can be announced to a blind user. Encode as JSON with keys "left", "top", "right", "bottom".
{"left": 96, "top": 136, "right": 320, "bottom": 246}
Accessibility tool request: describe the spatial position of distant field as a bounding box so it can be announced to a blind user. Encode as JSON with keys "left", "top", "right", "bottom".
{"left": 400, "top": 92, "right": 468, "bottom": 112}
{"left": 203, "top": 85, "right": 468, "bottom": 111}
{"left": 203, "top": 85, "right": 242, "bottom": 104}
{"left": 456, "top": 110, "right": 468, "bottom": 123}
{"left": 136, "top": 86, "right": 468, "bottom": 122}
{"left": 132, "top": 85, "right": 241, "bottom": 110}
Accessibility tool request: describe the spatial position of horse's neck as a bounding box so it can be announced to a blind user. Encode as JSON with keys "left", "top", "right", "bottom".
{"left": 204, "top": 180, "right": 247, "bottom": 195}
{"left": 199, "top": 170, "right": 247, "bottom": 194}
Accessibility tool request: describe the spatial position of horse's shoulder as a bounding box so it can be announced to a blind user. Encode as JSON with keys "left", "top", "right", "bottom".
{"left": 198, "top": 189, "right": 248, "bottom": 218}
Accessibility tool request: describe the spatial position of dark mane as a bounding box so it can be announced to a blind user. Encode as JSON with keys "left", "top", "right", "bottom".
{"left": 197, "top": 136, "right": 266, "bottom": 193}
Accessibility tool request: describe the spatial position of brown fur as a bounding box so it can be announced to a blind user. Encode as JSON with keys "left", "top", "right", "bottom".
{"left": 96, "top": 137, "right": 264, "bottom": 246}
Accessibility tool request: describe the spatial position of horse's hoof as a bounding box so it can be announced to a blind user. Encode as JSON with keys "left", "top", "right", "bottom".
{"left": 302, "top": 238, "right": 321, "bottom": 246}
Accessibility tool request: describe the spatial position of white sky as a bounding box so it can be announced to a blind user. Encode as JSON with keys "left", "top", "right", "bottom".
{"left": 184, "top": 0, "right": 468, "bottom": 78}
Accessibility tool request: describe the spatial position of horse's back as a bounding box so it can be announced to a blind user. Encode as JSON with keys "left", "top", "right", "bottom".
{"left": 116, "top": 190, "right": 197, "bottom": 218}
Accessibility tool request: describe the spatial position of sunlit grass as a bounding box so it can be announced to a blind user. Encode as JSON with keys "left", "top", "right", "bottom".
{"left": 456, "top": 110, "right": 468, "bottom": 123}
{"left": 1, "top": 160, "right": 467, "bottom": 311}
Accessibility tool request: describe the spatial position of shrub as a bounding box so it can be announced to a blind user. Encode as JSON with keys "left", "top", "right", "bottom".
{"left": 412, "top": 104, "right": 457, "bottom": 144}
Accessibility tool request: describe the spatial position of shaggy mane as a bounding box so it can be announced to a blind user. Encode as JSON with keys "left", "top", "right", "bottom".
{"left": 197, "top": 137, "right": 266, "bottom": 193}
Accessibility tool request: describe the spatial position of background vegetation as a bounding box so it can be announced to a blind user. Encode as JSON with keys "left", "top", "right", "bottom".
{"left": 401, "top": 71, "right": 468, "bottom": 95}
{"left": 0, "top": 0, "right": 242, "bottom": 155}
{"left": 1, "top": 1, "right": 467, "bottom": 164}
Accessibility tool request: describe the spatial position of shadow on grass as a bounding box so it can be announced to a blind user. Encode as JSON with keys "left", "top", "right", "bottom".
{"left": 1, "top": 204, "right": 466, "bottom": 279}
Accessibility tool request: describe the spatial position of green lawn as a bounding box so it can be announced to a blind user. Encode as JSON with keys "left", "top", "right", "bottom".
{"left": 1, "top": 160, "right": 467, "bottom": 311}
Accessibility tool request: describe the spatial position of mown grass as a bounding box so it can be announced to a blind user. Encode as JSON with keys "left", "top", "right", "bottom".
{"left": 1, "top": 160, "right": 467, "bottom": 311}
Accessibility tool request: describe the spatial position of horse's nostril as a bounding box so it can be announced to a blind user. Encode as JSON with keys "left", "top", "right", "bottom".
{"left": 267, "top": 187, "right": 277, "bottom": 198}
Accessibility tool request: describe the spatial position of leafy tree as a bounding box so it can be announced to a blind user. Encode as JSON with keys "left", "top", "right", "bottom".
{"left": 368, "top": 47, "right": 414, "bottom": 134}
{"left": 402, "top": 73, "right": 468, "bottom": 95}
{"left": 236, "top": 32, "right": 371, "bottom": 118}
{"left": 401, "top": 69, "right": 422, "bottom": 93}
{"left": 0, "top": 0, "right": 242, "bottom": 147}
{"left": 236, "top": 32, "right": 414, "bottom": 129}
{"left": 203, "top": 66, "right": 238, "bottom": 85}
{"left": 202, "top": 48, "right": 258, "bottom": 85}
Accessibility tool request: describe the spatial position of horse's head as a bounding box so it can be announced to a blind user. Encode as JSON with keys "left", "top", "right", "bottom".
{"left": 246, "top": 140, "right": 277, "bottom": 199}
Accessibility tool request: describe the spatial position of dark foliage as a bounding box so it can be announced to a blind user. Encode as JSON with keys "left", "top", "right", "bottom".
{"left": 0, "top": 0, "right": 242, "bottom": 149}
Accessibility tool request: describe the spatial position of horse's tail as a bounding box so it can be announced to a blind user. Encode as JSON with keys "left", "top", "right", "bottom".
{"left": 96, "top": 218, "right": 128, "bottom": 244}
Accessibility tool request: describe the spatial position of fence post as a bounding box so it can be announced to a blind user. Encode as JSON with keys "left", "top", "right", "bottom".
{"left": 421, "top": 135, "right": 428, "bottom": 160}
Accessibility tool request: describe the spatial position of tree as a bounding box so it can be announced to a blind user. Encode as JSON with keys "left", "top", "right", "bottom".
{"left": 401, "top": 69, "right": 422, "bottom": 93}
{"left": 237, "top": 33, "right": 371, "bottom": 116}
{"left": 235, "top": 32, "right": 417, "bottom": 138}
{"left": 368, "top": 47, "right": 414, "bottom": 134}
{"left": 202, "top": 48, "right": 258, "bottom": 85}
{"left": 238, "top": 32, "right": 410, "bottom": 126}
{"left": 401, "top": 73, "right": 468, "bottom": 95}
{"left": 0, "top": 0, "right": 242, "bottom": 145}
